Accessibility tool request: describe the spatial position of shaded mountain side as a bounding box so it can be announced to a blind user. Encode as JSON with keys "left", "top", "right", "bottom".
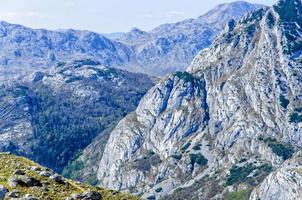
{"left": 0, "top": 59, "right": 154, "bottom": 173}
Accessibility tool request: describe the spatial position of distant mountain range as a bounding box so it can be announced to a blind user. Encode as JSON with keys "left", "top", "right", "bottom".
{"left": 0, "top": 1, "right": 264, "bottom": 79}
{"left": 111, "top": 1, "right": 265, "bottom": 75}
{"left": 0, "top": 1, "right": 292, "bottom": 200}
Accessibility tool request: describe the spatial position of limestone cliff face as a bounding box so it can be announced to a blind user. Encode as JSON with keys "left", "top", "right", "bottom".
{"left": 250, "top": 153, "right": 302, "bottom": 200}
{"left": 98, "top": 72, "right": 209, "bottom": 190}
{"left": 97, "top": 0, "right": 302, "bottom": 199}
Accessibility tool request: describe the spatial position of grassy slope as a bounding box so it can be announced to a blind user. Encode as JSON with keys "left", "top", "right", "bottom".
{"left": 0, "top": 153, "right": 138, "bottom": 200}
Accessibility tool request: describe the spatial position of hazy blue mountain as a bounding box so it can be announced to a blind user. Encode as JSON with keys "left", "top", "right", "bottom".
{"left": 111, "top": 1, "right": 265, "bottom": 76}
{"left": 0, "top": 1, "right": 264, "bottom": 79}
{"left": 0, "top": 22, "right": 135, "bottom": 80}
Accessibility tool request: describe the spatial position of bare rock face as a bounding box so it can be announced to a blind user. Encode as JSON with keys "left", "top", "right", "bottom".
{"left": 250, "top": 153, "right": 302, "bottom": 200}
{"left": 98, "top": 72, "right": 209, "bottom": 191}
{"left": 97, "top": 0, "right": 302, "bottom": 199}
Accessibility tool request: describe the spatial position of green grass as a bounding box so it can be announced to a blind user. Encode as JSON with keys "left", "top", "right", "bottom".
{"left": 226, "top": 188, "right": 253, "bottom": 200}
{"left": 226, "top": 163, "right": 272, "bottom": 186}
{"left": 0, "top": 153, "right": 139, "bottom": 200}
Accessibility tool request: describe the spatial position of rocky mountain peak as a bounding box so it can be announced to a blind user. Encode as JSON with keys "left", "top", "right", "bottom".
{"left": 96, "top": 1, "right": 302, "bottom": 199}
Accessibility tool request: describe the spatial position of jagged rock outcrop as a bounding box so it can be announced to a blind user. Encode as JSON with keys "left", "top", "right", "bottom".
{"left": 97, "top": 0, "right": 302, "bottom": 199}
{"left": 250, "top": 152, "right": 302, "bottom": 200}
{"left": 98, "top": 72, "right": 209, "bottom": 190}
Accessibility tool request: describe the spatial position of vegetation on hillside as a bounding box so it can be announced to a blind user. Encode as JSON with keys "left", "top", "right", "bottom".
{"left": 0, "top": 153, "right": 138, "bottom": 200}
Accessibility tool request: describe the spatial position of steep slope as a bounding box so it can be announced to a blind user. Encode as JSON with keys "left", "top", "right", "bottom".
{"left": 0, "top": 1, "right": 263, "bottom": 79}
{"left": 250, "top": 152, "right": 302, "bottom": 200}
{"left": 113, "top": 1, "right": 264, "bottom": 76}
{"left": 97, "top": 0, "right": 302, "bottom": 199}
{"left": 0, "top": 152, "right": 138, "bottom": 200}
{"left": 0, "top": 59, "right": 154, "bottom": 173}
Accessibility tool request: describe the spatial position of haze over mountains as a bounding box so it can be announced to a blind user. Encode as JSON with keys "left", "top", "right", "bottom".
{"left": 0, "top": 1, "right": 263, "bottom": 80}
{"left": 1, "top": 0, "right": 302, "bottom": 200}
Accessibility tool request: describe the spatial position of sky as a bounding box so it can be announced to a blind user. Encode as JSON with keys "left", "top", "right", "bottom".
{"left": 0, "top": 0, "right": 276, "bottom": 33}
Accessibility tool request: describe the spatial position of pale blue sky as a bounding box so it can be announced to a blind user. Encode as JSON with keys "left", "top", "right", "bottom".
{"left": 0, "top": 0, "right": 276, "bottom": 33}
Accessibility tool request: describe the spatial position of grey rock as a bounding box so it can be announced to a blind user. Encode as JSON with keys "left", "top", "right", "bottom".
{"left": 97, "top": 0, "right": 302, "bottom": 199}
{"left": 14, "top": 170, "right": 26, "bottom": 175}
{"left": 30, "top": 166, "right": 41, "bottom": 172}
{"left": 8, "top": 175, "right": 42, "bottom": 187}
{"left": 0, "top": 185, "right": 8, "bottom": 200}
{"left": 6, "top": 190, "right": 19, "bottom": 198}
{"left": 68, "top": 191, "right": 102, "bottom": 200}
{"left": 250, "top": 154, "right": 302, "bottom": 200}
{"left": 38, "top": 171, "right": 52, "bottom": 177}
{"left": 22, "top": 194, "right": 40, "bottom": 200}
{"left": 49, "top": 174, "right": 65, "bottom": 184}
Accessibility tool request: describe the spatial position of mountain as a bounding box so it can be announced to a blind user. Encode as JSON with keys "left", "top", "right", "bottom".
{"left": 0, "top": 152, "right": 137, "bottom": 200}
{"left": 0, "top": 22, "right": 135, "bottom": 80}
{"left": 0, "top": 1, "right": 263, "bottom": 79}
{"left": 93, "top": 0, "right": 302, "bottom": 199}
{"left": 111, "top": 1, "right": 265, "bottom": 76}
{"left": 0, "top": 59, "right": 154, "bottom": 174}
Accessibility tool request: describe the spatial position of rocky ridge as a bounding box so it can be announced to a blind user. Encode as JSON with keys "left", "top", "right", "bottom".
{"left": 96, "top": 0, "right": 302, "bottom": 199}
{"left": 112, "top": 1, "right": 264, "bottom": 76}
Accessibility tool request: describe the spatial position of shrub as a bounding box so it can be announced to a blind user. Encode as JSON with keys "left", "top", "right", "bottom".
{"left": 279, "top": 95, "right": 289, "bottom": 109}
{"left": 171, "top": 154, "right": 182, "bottom": 160}
{"left": 268, "top": 142, "right": 294, "bottom": 160}
{"left": 226, "top": 188, "right": 253, "bottom": 200}
{"left": 226, "top": 164, "right": 256, "bottom": 186}
{"left": 181, "top": 142, "right": 191, "bottom": 152}
{"left": 290, "top": 113, "right": 302, "bottom": 123}
{"left": 155, "top": 187, "right": 163, "bottom": 193}
{"left": 133, "top": 152, "right": 162, "bottom": 173}
{"left": 226, "top": 163, "right": 273, "bottom": 186}
{"left": 189, "top": 153, "right": 207, "bottom": 166}
{"left": 192, "top": 144, "right": 202, "bottom": 151}
{"left": 263, "top": 137, "right": 294, "bottom": 160}
{"left": 175, "top": 72, "right": 195, "bottom": 82}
